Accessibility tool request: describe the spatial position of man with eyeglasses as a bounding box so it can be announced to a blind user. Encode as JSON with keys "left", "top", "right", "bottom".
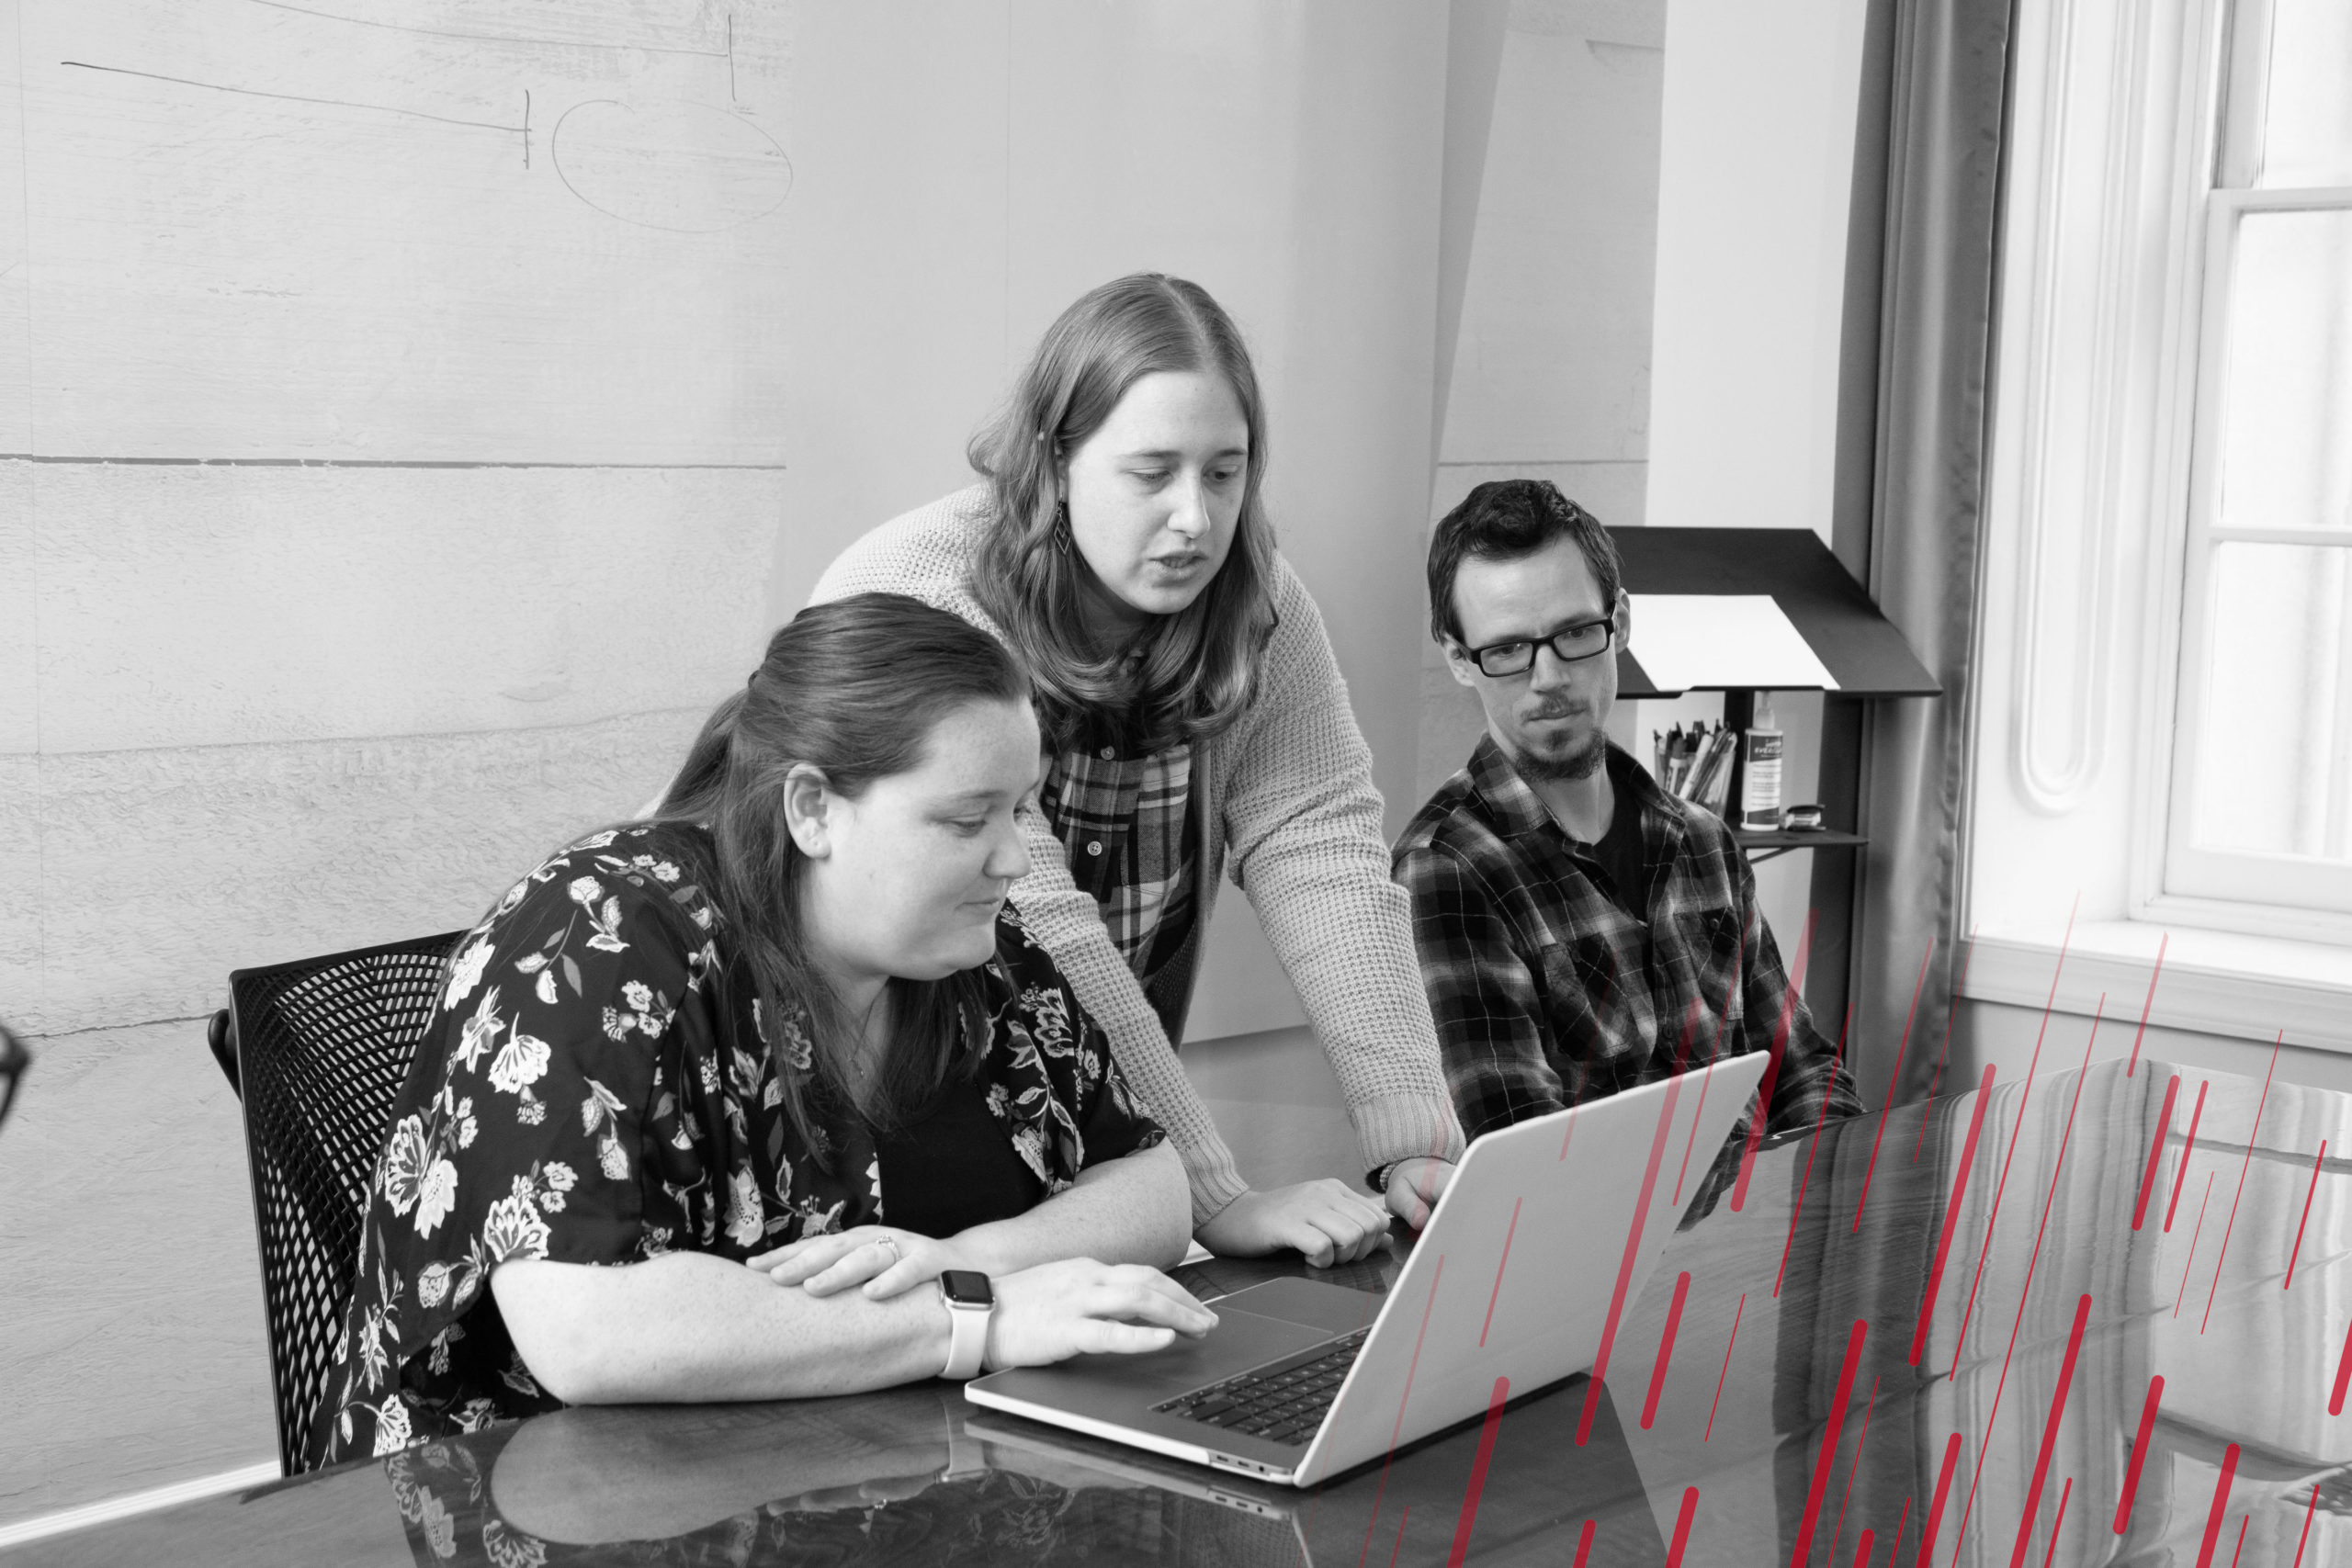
{"left": 1393, "top": 479, "right": 1860, "bottom": 1154}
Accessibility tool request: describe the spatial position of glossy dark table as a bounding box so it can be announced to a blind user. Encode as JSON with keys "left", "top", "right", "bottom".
{"left": 29, "top": 1058, "right": 2352, "bottom": 1566}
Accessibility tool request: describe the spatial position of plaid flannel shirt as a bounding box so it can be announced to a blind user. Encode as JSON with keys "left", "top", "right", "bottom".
{"left": 1039, "top": 742, "right": 1196, "bottom": 987}
{"left": 1393, "top": 737, "right": 1862, "bottom": 1145}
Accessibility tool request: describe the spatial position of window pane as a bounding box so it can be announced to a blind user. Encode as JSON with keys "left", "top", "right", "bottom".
{"left": 2216, "top": 209, "right": 2352, "bottom": 534}
{"left": 2258, "top": 0, "right": 2352, "bottom": 186}
{"left": 2188, "top": 543, "right": 2352, "bottom": 858}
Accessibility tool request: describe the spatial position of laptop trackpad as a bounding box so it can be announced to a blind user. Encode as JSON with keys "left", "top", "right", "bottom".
{"left": 1209, "top": 1276, "right": 1385, "bottom": 1336}
{"left": 1103, "top": 1278, "right": 1382, "bottom": 1393}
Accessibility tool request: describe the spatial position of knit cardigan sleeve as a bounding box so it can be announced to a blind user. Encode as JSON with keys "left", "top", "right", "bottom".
{"left": 809, "top": 489, "right": 1254, "bottom": 1222}
{"left": 1225, "top": 562, "right": 1466, "bottom": 1180}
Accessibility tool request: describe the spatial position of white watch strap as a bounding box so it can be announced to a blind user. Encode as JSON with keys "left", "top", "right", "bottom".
{"left": 941, "top": 1286, "right": 990, "bottom": 1381}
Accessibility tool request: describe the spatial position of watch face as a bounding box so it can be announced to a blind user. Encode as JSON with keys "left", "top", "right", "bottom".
{"left": 940, "top": 1269, "right": 994, "bottom": 1307}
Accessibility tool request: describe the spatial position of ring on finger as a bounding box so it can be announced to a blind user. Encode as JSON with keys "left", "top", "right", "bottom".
{"left": 872, "top": 1235, "right": 900, "bottom": 1263}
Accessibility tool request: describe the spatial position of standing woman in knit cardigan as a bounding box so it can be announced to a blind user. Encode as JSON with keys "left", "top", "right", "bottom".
{"left": 813, "top": 274, "right": 1464, "bottom": 1263}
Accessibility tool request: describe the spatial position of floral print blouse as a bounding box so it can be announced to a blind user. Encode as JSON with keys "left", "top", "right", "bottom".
{"left": 315, "top": 822, "right": 1164, "bottom": 1469}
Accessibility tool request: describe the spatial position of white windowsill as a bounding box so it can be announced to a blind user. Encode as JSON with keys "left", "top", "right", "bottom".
{"left": 1960, "top": 920, "right": 2352, "bottom": 1055}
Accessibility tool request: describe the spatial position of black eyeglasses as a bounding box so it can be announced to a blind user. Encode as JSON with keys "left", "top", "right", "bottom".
{"left": 0, "top": 1023, "right": 28, "bottom": 1134}
{"left": 1458, "top": 617, "right": 1615, "bottom": 677}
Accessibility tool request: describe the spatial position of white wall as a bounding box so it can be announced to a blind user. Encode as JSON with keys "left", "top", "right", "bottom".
{"left": 1645, "top": 0, "right": 1871, "bottom": 544}
{"left": 0, "top": 0, "right": 1458, "bottom": 1526}
{"left": 2, "top": 0, "right": 794, "bottom": 1040}
{"left": 1639, "top": 0, "right": 1870, "bottom": 956}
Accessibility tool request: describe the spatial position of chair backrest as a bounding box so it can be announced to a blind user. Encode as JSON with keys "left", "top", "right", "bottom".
{"left": 228, "top": 930, "right": 467, "bottom": 1475}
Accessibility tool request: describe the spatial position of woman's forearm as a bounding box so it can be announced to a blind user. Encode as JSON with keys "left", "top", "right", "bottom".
{"left": 492, "top": 1251, "right": 951, "bottom": 1405}
{"left": 949, "top": 1142, "right": 1191, "bottom": 1278}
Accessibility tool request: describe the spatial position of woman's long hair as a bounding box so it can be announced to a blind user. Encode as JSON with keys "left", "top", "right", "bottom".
{"left": 646, "top": 593, "right": 1032, "bottom": 1152}
{"left": 967, "top": 273, "right": 1278, "bottom": 755}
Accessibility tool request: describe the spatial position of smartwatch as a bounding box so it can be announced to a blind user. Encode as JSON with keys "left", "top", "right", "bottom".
{"left": 938, "top": 1269, "right": 994, "bottom": 1381}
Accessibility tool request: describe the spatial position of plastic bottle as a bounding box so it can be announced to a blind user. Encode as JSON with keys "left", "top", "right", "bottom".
{"left": 1739, "top": 694, "right": 1784, "bottom": 829}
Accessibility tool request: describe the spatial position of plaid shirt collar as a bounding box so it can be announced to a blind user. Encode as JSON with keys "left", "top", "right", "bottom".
{"left": 1459, "top": 732, "right": 1683, "bottom": 857}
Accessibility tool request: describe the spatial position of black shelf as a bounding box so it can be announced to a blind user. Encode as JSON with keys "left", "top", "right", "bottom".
{"left": 1731, "top": 828, "right": 1867, "bottom": 866}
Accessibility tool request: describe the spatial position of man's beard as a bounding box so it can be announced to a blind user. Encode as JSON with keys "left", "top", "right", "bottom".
{"left": 1514, "top": 725, "right": 1606, "bottom": 782}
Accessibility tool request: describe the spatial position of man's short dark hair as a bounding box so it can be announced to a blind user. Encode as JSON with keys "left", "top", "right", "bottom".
{"left": 1426, "top": 479, "right": 1623, "bottom": 643}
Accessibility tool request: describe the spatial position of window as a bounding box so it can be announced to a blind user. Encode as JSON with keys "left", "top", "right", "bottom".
{"left": 2165, "top": 0, "right": 2352, "bottom": 917}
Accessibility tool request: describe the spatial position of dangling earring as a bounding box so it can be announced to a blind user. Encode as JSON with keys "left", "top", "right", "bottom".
{"left": 1053, "top": 501, "right": 1071, "bottom": 557}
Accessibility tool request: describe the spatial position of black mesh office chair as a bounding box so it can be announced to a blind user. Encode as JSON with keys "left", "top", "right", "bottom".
{"left": 209, "top": 930, "right": 467, "bottom": 1473}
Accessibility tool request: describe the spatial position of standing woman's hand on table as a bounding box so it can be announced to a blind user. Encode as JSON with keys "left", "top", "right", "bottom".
{"left": 1382, "top": 1157, "right": 1454, "bottom": 1230}
{"left": 1193, "top": 1179, "right": 1392, "bottom": 1267}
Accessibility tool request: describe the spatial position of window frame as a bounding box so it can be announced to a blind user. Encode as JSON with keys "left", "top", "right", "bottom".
{"left": 2147, "top": 0, "right": 2352, "bottom": 936}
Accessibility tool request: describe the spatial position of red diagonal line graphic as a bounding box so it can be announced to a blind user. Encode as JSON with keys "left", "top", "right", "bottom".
{"left": 2293, "top": 1481, "right": 2321, "bottom": 1565}
{"left": 1917, "top": 1433, "right": 1963, "bottom": 1568}
{"left": 1851, "top": 1529, "right": 1874, "bottom": 1568}
{"left": 2124, "top": 932, "right": 2168, "bottom": 1077}
{"left": 2195, "top": 1442, "right": 2240, "bottom": 1568}
{"left": 1643, "top": 1271, "right": 1693, "bottom": 1429}
{"left": 2132, "top": 1075, "right": 2181, "bottom": 1230}
{"left": 1356, "top": 1258, "right": 1446, "bottom": 1568}
{"left": 2175, "top": 1173, "right": 2216, "bottom": 1316}
{"left": 1578, "top": 1068, "right": 1685, "bottom": 1445}
{"left": 2230, "top": 1517, "right": 2247, "bottom": 1567}
{"left": 2167, "top": 1079, "right": 2209, "bottom": 1230}
{"left": 1477, "top": 1197, "right": 1522, "bottom": 1348}
{"left": 1915, "top": 928, "right": 1978, "bottom": 1164}
{"left": 1854, "top": 941, "right": 1935, "bottom": 1231}
{"left": 1909, "top": 1064, "right": 1998, "bottom": 1366}
{"left": 1884, "top": 1495, "right": 1910, "bottom": 1568}
{"left": 2037, "top": 1477, "right": 2072, "bottom": 1568}
{"left": 2330, "top": 1316, "right": 2352, "bottom": 1415}
{"left": 2113, "top": 1374, "right": 2165, "bottom": 1532}
{"left": 1825, "top": 1374, "right": 1882, "bottom": 1568}
{"left": 2201, "top": 1034, "right": 2284, "bottom": 1332}
{"left": 1572, "top": 1518, "right": 1597, "bottom": 1567}
{"left": 1443, "top": 1378, "right": 1510, "bottom": 1568}
{"left": 1664, "top": 1485, "right": 1700, "bottom": 1567}
{"left": 1384, "top": 1509, "right": 1408, "bottom": 1568}
{"left": 1776, "top": 1009, "right": 1851, "bottom": 1296}
{"left": 1704, "top": 1291, "right": 1746, "bottom": 1442}
{"left": 1557, "top": 1075, "right": 1589, "bottom": 1161}
{"left": 1675, "top": 1003, "right": 1732, "bottom": 1204}
{"left": 2286, "top": 1140, "right": 2327, "bottom": 1291}
{"left": 2004, "top": 1293, "right": 2092, "bottom": 1568}
{"left": 1733, "top": 908, "right": 1815, "bottom": 1212}
{"left": 1955, "top": 1017, "right": 2100, "bottom": 1558}
{"left": 1787, "top": 1316, "right": 1868, "bottom": 1568}
{"left": 1950, "top": 926, "right": 2078, "bottom": 1379}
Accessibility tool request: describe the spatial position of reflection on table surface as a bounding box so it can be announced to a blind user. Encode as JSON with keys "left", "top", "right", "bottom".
{"left": 29, "top": 1058, "right": 2352, "bottom": 1567}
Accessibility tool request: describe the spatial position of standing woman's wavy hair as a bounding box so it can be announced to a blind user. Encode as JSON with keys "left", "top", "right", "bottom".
{"left": 646, "top": 593, "right": 1032, "bottom": 1153}
{"left": 967, "top": 273, "right": 1278, "bottom": 755}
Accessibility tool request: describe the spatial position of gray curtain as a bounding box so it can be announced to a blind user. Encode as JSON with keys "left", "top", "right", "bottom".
{"left": 1827, "top": 0, "right": 2016, "bottom": 1108}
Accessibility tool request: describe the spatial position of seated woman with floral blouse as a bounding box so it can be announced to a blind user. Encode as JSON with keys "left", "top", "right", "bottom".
{"left": 318, "top": 593, "right": 1215, "bottom": 1465}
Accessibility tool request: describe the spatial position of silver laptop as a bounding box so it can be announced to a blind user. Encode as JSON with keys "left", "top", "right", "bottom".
{"left": 965, "top": 1051, "right": 1770, "bottom": 1487}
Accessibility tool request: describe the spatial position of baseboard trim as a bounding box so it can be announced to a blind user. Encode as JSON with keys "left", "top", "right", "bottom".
{"left": 0, "top": 1460, "right": 280, "bottom": 1551}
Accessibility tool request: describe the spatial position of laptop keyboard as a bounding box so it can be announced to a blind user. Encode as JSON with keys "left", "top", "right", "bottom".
{"left": 1152, "top": 1327, "right": 1372, "bottom": 1446}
